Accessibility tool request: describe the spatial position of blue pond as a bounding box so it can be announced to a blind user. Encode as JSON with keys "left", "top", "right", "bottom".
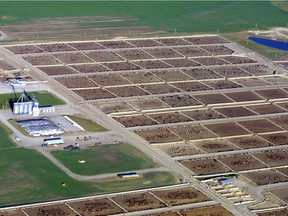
{"left": 249, "top": 36, "right": 288, "bottom": 51}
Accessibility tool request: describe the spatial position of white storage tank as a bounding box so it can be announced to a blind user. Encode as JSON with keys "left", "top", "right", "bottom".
{"left": 23, "top": 103, "right": 29, "bottom": 114}
{"left": 28, "top": 102, "right": 33, "bottom": 114}
{"left": 12, "top": 91, "right": 35, "bottom": 115}
{"left": 13, "top": 103, "right": 20, "bottom": 115}
{"left": 19, "top": 103, "right": 24, "bottom": 114}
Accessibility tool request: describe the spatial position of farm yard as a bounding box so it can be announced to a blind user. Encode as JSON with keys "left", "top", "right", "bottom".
{"left": 4, "top": 35, "right": 288, "bottom": 160}
{"left": 0, "top": 0, "right": 287, "bottom": 214}
{"left": 1, "top": 33, "right": 288, "bottom": 213}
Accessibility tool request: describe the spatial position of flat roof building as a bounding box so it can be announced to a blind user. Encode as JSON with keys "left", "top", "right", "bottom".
{"left": 43, "top": 137, "right": 64, "bottom": 145}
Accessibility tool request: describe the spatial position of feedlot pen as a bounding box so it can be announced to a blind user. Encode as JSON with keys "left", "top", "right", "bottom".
{"left": 1, "top": 35, "right": 288, "bottom": 214}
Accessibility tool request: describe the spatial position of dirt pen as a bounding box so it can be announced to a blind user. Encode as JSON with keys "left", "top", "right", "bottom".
{"left": 256, "top": 208, "right": 288, "bottom": 216}
{"left": 156, "top": 143, "right": 203, "bottom": 157}
{"left": 252, "top": 150, "right": 288, "bottom": 167}
{"left": 180, "top": 158, "right": 231, "bottom": 175}
{"left": 23, "top": 204, "right": 75, "bottom": 216}
{"left": 260, "top": 132, "right": 288, "bottom": 146}
{"left": 218, "top": 154, "right": 267, "bottom": 171}
{"left": 68, "top": 198, "right": 124, "bottom": 215}
{"left": 152, "top": 186, "right": 210, "bottom": 206}
{"left": 227, "top": 135, "right": 273, "bottom": 149}
{"left": 241, "top": 170, "right": 287, "bottom": 186}
{"left": 179, "top": 205, "right": 234, "bottom": 216}
{"left": 192, "top": 139, "right": 239, "bottom": 153}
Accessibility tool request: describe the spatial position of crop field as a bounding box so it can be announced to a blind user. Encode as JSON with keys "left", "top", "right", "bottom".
{"left": 51, "top": 144, "right": 156, "bottom": 175}
{"left": 0, "top": 1, "right": 287, "bottom": 35}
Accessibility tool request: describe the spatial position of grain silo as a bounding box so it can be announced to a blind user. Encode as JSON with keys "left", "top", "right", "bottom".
{"left": 13, "top": 91, "right": 33, "bottom": 115}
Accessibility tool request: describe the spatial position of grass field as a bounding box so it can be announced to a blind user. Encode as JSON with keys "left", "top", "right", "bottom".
{"left": 224, "top": 32, "right": 288, "bottom": 61}
{"left": 0, "top": 91, "right": 65, "bottom": 109}
{"left": 67, "top": 115, "right": 107, "bottom": 132}
{"left": 7, "top": 119, "right": 30, "bottom": 137}
{"left": 51, "top": 144, "right": 155, "bottom": 175}
{"left": 0, "top": 122, "right": 177, "bottom": 207}
{"left": 0, "top": 1, "right": 287, "bottom": 33}
{"left": 271, "top": 0, "right": 288, "bottom": 12}
{"left": 0, "top": 121, "right": 16, "bottom": 149}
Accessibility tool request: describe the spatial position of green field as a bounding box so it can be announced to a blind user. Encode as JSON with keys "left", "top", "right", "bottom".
{"left": 0, "top": 123, "right": 177, "bottom": 207}
{"left": 271, "top": 0, "right": 288, "bottom": 12}
{"left": 0, "top": 91, "right": 65, "bottom": 109}
{"left": 7, "top": 119, "right": 30, "bottom": 136}
{"left": 224, "top": 32, "right": 288, "bottom": 61}
{"left": 67, "top": 115, "right": 107, "bottom": 132}
{"left": 0, "top": 1, "right": 287, "bottom": 33}
{"left": 51, "top": 144, "right": 155, "bottom": 175}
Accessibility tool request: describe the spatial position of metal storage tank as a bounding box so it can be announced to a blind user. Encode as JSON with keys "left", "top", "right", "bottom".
{"left": 19, "top": 103, "right": 24, "bottom": 114}
{"left": 13, "top": 103, "right": 20, "bottom": 115}
{"left": 12, "top": 91, "right": 35, "bottom": 115}
{"left": 23, "top": 103, "right": 29, "bottom": 114}
{"left": 28, "top": 102, "right": 33, "bottom": 114}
